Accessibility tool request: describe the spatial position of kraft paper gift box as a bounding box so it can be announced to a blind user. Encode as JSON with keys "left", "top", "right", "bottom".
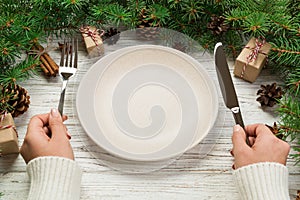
{"left": 234, "top": 38, "right": 271, "bottom": 83}
{"left": 81, "top": 26, "right": 104, "bottom": 57}
{"left": 0, "top": 113, "right": 19, "bottom": 155}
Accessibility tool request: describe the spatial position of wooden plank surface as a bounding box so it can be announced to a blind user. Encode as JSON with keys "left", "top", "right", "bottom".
{"left": 0, "top": 30, "right": 299, "bottom": 200}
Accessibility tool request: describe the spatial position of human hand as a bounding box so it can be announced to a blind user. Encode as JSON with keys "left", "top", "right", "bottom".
{"left": 20, "top": 108, "right": 74, "bottom": 164}
{"left": 231, "top": 124, "right": 290, "bottom": 169}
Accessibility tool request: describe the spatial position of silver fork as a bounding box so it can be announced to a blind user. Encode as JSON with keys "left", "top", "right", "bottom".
{"left": 58, "top": 38, "right": 78, "bottom": 115}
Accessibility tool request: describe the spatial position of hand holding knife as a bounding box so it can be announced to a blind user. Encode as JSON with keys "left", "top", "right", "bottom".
{"left": 214, "top": 42, "right": 250, "bottom": 146}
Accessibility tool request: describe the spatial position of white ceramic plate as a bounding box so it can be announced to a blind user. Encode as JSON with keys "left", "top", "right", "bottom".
{"left": 76, "top": 45, "right": 218, "bottom": 161}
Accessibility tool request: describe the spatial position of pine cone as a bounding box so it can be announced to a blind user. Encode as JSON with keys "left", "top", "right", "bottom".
{"left": 256, "top": 83, "right": 283, "bottom": 107}
{"left": 207, "top": 15, "right": 229, "bottom": 35}
{"left": 137, "top": 8, "right": 154, "bottom": 28}
{"left": 136, "top": 8, "right": 160, "bottom": 40}
{"left": 265, "top": 122, "right": 284, "bottom": 139}
{"left": 102, "top": 28, "right": 120, "bottom": 45}
{"left": 1, "top": 84, "right": 30, "bottom": 117}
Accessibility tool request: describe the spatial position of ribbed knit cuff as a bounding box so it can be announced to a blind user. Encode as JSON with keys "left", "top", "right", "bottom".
{"left": 233, "top": 162, "right": 289, "bottom": 200}
{"left": 26, "top": 156, "right": 82, "bottom": 200}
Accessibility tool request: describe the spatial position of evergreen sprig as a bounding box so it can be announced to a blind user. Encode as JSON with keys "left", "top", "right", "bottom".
{"left": 91, "top": 3, "right": 132, "bottom": 27}
{"left": 0, "top": 56, "right": 38, "bottom": 86}
{"left": 225, "top": 0, "right": 299, "bottom": 65}
{"left": 285, "top": 66, "right": 300, "bottom": 92}
{"left": 270, "top": 38, "right": 300, "bottom": 67}
{"left": 278, "top": 89, "right": 300, "bottom": 164}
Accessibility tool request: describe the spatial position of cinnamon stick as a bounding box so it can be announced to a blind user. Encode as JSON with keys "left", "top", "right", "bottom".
{"left": 42, "top": 54, "right": 59, "bottom": 73}
{"left": 40, "top": 56, "right": 55, "bottom": 76}
{"left": 40, "top": 63, "right": 50, "bottom": 76}
{"left": 34, "top": 44, "right": 59, "bottom": 76}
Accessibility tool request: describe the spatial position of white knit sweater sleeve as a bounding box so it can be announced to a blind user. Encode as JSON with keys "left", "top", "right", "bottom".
{"left": 26, "top": 156, "right": 82, "bottom": 200}
{"left": 233, "top": 162, "right": 289, "bottom": 200}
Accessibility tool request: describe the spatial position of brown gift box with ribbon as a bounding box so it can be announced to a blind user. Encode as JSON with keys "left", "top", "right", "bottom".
{"left": 234, "top": 37, "right": 271, "bottom": 83}
{"left": 0, "top": 113, "right": 19, "bottom": 155}
{"left": 80, "top": 26, "right": 104, "bottom": 57}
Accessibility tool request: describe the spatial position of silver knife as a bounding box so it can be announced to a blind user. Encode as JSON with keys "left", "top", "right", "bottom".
{"left": 214, "top": 42, "right": 250, "bottom": 145}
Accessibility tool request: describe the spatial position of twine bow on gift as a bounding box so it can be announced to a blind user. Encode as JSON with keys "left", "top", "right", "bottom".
{"left": 241, "top": 37, "right": 267, "bottom": 78}
{"left": 79, "top": 26, "right": 105, "bottom": 47}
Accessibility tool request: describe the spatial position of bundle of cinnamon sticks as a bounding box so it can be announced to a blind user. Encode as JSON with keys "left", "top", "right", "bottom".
{"left": 33, "top": 44, "right": 59, "bottom": 77}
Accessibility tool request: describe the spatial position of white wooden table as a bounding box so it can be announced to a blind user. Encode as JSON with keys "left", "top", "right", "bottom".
{"left": 1, "top": 29, "right": 299, "bottom": 200}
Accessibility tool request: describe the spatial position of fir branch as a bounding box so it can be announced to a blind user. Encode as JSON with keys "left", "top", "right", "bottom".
{"left": 280, "top": 125, "right": 300, "bottom": 136}
{"left": 225, "top": 9, "right": 250, "bottom": 26}
{"left": 181, "top": 1, "right": 202, "bottom": 23}
{"left": 225, "top": 0, "right": 298, "bottom": 38}
{"left": 92, "top": 3, "right": 132, "bottom": 27}
{"left": 271, "top": 48, "right": 300, "bottom": 56}
{"left": 269, "top": 37, "right": 300, "bottom": 67}
{"left": 61, "top": 0, "right": 86, "bottom": 10}
{"left": 285, "top": 65, "right": 300, "bottom": 92}
{"left": 279, "top": 104, "right": 300, "bottom": 120}
{"left": 0, "top": 39, "right": 21, "bottom": 65}
{"left": 270, "top": 17, "right": 298, "bottom": 34}
{"left": 277, "top": 90, "right": 300, "bottom": 163}
{"left": 0, "top": 57, "right": 38, "bottom": 86}
{"left": 146, "top": 4, "right": 170, "bottom": 26}
{"left": 167, "top": 0, "right": 184, "bottom": 9}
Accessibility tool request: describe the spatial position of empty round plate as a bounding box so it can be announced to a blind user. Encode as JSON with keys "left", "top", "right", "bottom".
{"left": 76, "top": 45, "right": 218, "bottom": 161}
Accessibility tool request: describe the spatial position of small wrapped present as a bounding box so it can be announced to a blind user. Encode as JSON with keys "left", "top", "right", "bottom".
{"left": 234, "top": 37, "right": 271, "bottom": 83}
{"left": 80, "top": 26, "right": 105, "bottom": 57}
{"left": 0, "top": 113, "right": 19, "bottom": 155}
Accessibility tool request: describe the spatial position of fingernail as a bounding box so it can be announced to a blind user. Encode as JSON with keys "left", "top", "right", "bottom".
{"left": 51, "top": 108, "right": 60, "bottom": 117}
{"left": 234, "top": 125, "right": 241, "bottom": 132}
{"left": 66, "top": 131, "right": 71, "bottom": 140}
{"left": 230, "top": 150, "right": 234, "bottom": 156}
